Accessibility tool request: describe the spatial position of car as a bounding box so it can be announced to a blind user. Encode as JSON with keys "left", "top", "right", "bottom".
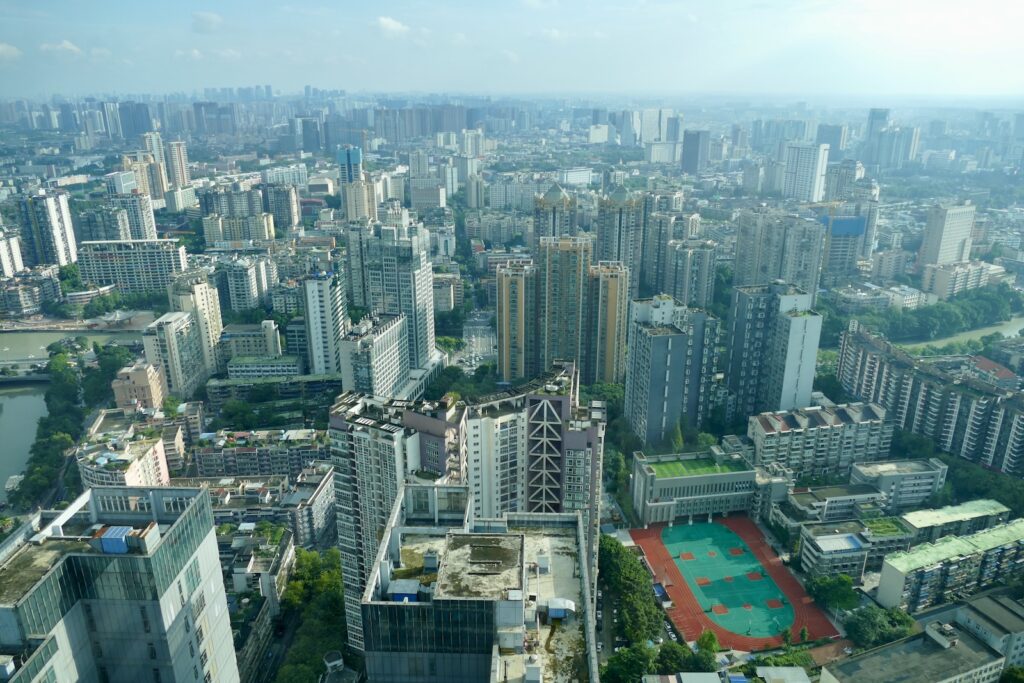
{"left": 669, "top": 633, "right": 678, "bottom": 641}
{"left": 596, "top": 610, "right": 603, "bottom": 619}
{"left": 654, "top": 637, "right": 664, "bottom": 645}
{"left": 597, "top": 643, "right": 603, "bottom": 653}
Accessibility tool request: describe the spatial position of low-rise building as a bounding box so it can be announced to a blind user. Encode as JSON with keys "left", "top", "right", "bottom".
{"left": 922, "top": 261, "right": 1006, "bottom": 300}
{"left": 850, "top": 458, "right": 948, "bottom": 511}
{"left": 194, "top": 429, "right": 327, "bottom": 479}
{"left": 630, "top": 450, "right": 758, "bottom": 525}
{"left": 820, "top": 621, "right": 1005, "bottom": 683}
{"left": 111, "top": 361, "right": 167, "bottom": 411}
{"left": 901, "top": 499, "right": 1011, "bottom": 543}
{"left": 956, "top": 594, "right": 1024, "bottom": 668}
{"left": 799, "top": 517, "right": 914, "bottom": 579}
{"left": 226, "top": 355, "right": 303, "bottom": 380}
{"left": 877, "top": 519, "right": 1024, "bottom": 611}
{"left": 75, "top": 416, "right": 171, "bottom": 489}
{"left": 785, "top": 484, "right": 887, "bottom": 523}
{"left": 218, "top": 321, "right": 283, "bottom": 367}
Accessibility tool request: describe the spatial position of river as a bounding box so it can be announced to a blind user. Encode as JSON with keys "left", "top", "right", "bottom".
{"left": 0, "top": 330, "right": 142, "bottom": 363}
{"left": 901, "top": 314, "right": 1024, "bottom": 350}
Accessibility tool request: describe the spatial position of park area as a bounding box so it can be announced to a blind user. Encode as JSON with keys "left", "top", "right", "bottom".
{"left": 631, "top": 517, "right": 838, "bottom": 651}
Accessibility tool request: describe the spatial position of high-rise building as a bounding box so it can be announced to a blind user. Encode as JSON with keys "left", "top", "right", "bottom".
{"left": 165, "top": 139, "right": 191, "bottom": 188}
{"left": 112, "top": 360, "right": 167, "bottom": 411}
{"left": 343, "top": 180, "right": 377, "bottom": 221}
{"left": 640, "top": 212, "right": 675, "bottom": 296}
{"left": 820, "top": 214, "right": 869, "bottom": 286}
{"left": 537, "top": 235, "right": 593, "bottom": 374}
{"left": 532, "top": 183, "right": 577, "bottom": 249}
{"left": 75, "top": 206, "right": 131, "bottom": 242}
{"left": 0, "top": 228, "right": 24, "bottom": 277}
{"left": 199, "top": 187, "right": 264, "bottom": 218}
{"left": 144, "top": 311, "right": 209, "bottom": 398}
{"left": 337, "top": 145, "right": 363, "bottom": 184}
{"left": 595, "top": 186, "right": 645, "bottom": 298}
{"left": 122, "top": 151, "right": 168, "bottom": 200}
{"left": 18, "top": 189, "right": 77, "bottom": 266}
{"left": 101, "top": 101, "right": 123, "bottom": 138}
{"left": 168, "top": 270, "right": 224, "bottom": 376}
{"left": 583, "top": 261, "right": 630, "bottom": 384}
{"left": 681, "top": 129, "right": 710, "bottom": 173}
{"left": 815, "top": 123, "right": 848, "bottom": 162}
{"left": 221, "top": 256, "right": 277, "bottom": 311}
{"left": 625, "top": 295, "right": 720, "bottom": 445}
{"left": 733, "top": 210, "right": 825, "bottom": 300}
{"left": 111, "top": 191, "right": 158, "bottom": 239}
{"left": 851, "top": 178, "right": 881, "bottom": 259}
{"left": 119, "top": 101, "right": 153, "bottom": 138}
{"left": 141, "top": 131, "right": 166, "bottom": 170}
{"left": 201, "top": 213, "right": 274, "bottom": 243}
{"left": 104, "top": 169, "right": 138, "bottom": 196}
{"left": 919, "top": 201, "right": 976, "bottom": 267}
{"left": 867, "top": 108, "right": 891, "bottom": 138}
{"left": 338, "top": 313, "right": 410, "bottom": 398}
{"left": 78, "top": 239, "right": 187, "bottom": 293}
{"left": 0, "top": 486, "right": 240, "bottom": 683}
{"left": 783, "top": 142, "right": 830, "bottom": 202}
{"left": 263, "top": 184, "right": 300, "bottom": 232}
{"left": 302, "top": 271, "right": 348, "bottom": 375}
{"left": 496, "top": 259, "right": 539, "bottom": 382}
{"left": 726, "top": 282, "right": 822, "bottom": 417}
{"left": 662, "top": 238, "right": 717, "bottom": 308}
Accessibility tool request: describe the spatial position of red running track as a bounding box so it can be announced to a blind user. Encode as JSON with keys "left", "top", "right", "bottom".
{"left": 630, "top": 516, "right": 838, "bottom": 651}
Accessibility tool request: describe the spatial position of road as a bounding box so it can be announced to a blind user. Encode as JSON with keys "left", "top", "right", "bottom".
{"left": 453, "top": 311, "right": 496, "bottom": 372}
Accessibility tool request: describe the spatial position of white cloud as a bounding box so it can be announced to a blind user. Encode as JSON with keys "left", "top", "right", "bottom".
{"left": 90, "top": 47, "right": 112, "bottom": 59}
{"left": 0, "top": 42, "right": 22, "bottom": 61}
{"left": 501, "top": 49, "right": 520, "bottom": 63}
{"left": 192, "top": 11, "right": 223, "bottom": 34}
{"left": 377, "top": 16, "right": 410, "bottom": 35}
{"left": 40, "top": 39, "right": 82, "bottom": 55}
{"left": 174, "top": 48, "right": 204, "bottom": 61}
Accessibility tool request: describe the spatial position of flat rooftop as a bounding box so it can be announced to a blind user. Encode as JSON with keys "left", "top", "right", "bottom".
{"left": 822, "top": 625, "right": 1002, "bottom": 683}
{"left": 901, "top": 499, "right": 1009, "bottom": 530}
{"left": 791, "top": 484, "right": 880, "bottom": 506}
{"left": 886, "top": 518, "right": 1024, "bottom": 573}
{"left": 961, "top": 595, "right": 1024, "bottom": 637}
{"left": 0, "top": 539, "right": 91, "bottom": 605}
{"left": 853, "top": 460, "right": 942, "bottom": 476}
{"left": 649, "top": 457, "right": 750, "bottom": 478}
{"left": 434, "top": 533, "right": 523, "bottom": 599}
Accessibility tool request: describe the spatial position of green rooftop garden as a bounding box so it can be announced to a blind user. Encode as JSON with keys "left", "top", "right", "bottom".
{"left": 862, "top": 517, "right": 911, "bottom": 537}
{"left": 649, "top": 457, "right": 749, "bottom": 478}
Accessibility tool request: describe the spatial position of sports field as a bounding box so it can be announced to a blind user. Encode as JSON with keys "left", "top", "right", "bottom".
{"left": 649, "top": 458, "right": 749, "bottom": 478}
{"left": 661, "top": 524, "right": 791, "bottom": 637}
{"left": 631, "top": 517, "right": 838, "bottom": 650}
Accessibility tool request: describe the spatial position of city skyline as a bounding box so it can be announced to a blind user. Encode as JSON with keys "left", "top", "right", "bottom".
{"left": 1, "top": 0, "right": 1023, "bottom": 100}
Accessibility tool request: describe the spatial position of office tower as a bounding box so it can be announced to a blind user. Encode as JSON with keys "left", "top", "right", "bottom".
{"left": 302, "top": 271, "right": 348, "bottom": 375}
{"left": 337, "top": 145, "right": 363, "bottom": 184}
{"left": 815, "top": 123, "right": 848, "bottom": 162}
{"left": 0, "top": 486, "right": 239, "bottom": 683}
{"left": 360, "top": 484, "right": 600, "bottom": 683}
{"left": 263, "top": 184, "right": 300, "bottom": 232}
{"left": 343, "top": 180, "right": 377, "bottom": 221}
{"left": 783, "top": 142, "right": 829, "bottom": 202}
{"left": 663, "top": 238, "right": 717, "bottom": 308}
{"left": 18, "top": 190, "right": 77, "bottom": 266}
{"left": 144, "top": 311, "right": 209, "bottom": 398}
{"left": 866, "top": 108, "right": 891, "bottom": 138}
{"left": 101, "top": 101, "right": 123, "bottom": 138}
{"left": 75, "top": 206, "right": 130, "bottom": 242}
{"left": 532, "top": 183, "right": 577, "bottom": 249}
{"left": 638, "top": 212, "right": 676, "bottom": 297}
{"left": 595, "top": 186, "right": 645, "bottom": 299}
{"left": 726, "top": 282, "right": 822, "bottom": 417}
{"left": 345, "top": 223, "right": 372, "bottom": 309}
{"left": 537, "top": 235, "right": 593, "bottom": 374}
{"left": 919, "top": 201, "right": 976, "bottom": 267}
{"left": 141, "top": 131, "right": 166, "bottom": 169}
{"left": 681, "top": 129, "right": 710, "bottom": 173}
{"left": 851, "top": 177, "right": 881, "bottom": 259}
{"left": 0, "top": 229, "right": 24, "bottom": 277}
{"left": 583, "top": 261, "right": 630, "bottom": 384}
{"left": 338, "top": 313, "right": 410, "bottom": 397}
{"left": 78, "top": 239, "right": 186, "bottom": 293}
{"left": 496, "top": 260, "right": 540, "bottom": 382}
{"left": 733, "top": 210, "right": 825, "bottom": 301}
{"left": 111, "top": 191, "right": 158, "bottom": 239}
{"left": 118, "top": 101, "right": 153, "bottom": 138}
{"left": 169, "top": 270, "right": 224, "bottom": 376}
{"left": 625, "top": 295, "right": 720, "bottom": 445}
{"left": 222, "top": 256, "right": 277, "bottom": 311}
{"left": 165, "top": 140, "right": 190, "bottom": 188}
{"left": 104, "top": 169, "right": 139, "bottom": 195}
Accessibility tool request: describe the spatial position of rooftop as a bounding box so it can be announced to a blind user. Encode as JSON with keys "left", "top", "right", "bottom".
{"left": 961, "top": 595, "right": 1024, "bottom": 637}
{"left": 885, "top": 518, "right": 1024, "bottom": 573}
{"left": 822, "top": 624, "right": 1002, "bottom": 683}
{"left": 791, "top": 484, "right": 880, "bottom": 507}
{"left": 434, "top": 533, "right": 523, "bottom": 599}
{"left": 648, "top": 456, "right": 750, "bottom": 478}
{"left": 853, "top": 459, "right": 944, "bottom": 476}
{"left": 901, "top": 499, "right": 1010, "bottom": 530}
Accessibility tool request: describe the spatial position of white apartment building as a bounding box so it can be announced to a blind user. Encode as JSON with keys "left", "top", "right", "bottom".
{"left": 78, "top": 239, "right": 187, "bottom": 293}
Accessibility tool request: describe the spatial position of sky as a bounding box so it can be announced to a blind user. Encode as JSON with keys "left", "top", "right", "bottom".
{"left": 0, "top": 0, "right": 1022, "bottom": 100}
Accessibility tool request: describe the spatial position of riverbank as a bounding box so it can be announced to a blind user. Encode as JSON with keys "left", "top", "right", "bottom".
{"left": 899, "top": 314, "right": 1024, "bottom": 351}
{"left": 0, "top": 330, "right": 142, "bottom": 362}
{"left": 0, "top": 310, "right": 156, "bottom": 333}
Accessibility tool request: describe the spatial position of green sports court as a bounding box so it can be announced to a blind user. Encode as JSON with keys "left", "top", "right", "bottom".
{"left": 660, "top": 523, "right": 794, "bottom": 638}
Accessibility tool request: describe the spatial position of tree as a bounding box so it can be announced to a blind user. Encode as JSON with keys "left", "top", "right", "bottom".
{"left": 696, "top": 629, "right": 719, "bottom": 653}
{"left": 844, "top": 607, "right": 915, "bottom": 648}
{"left": 654, "top": 641, "right": 692, "bottom": 675}
{"left": 806, "top": 574, "right": 860, "bottom": 611}
{"left": 800, "top": 625, "right": 809, "bottom": 643}
{"left": 781, "top": 628, "right": 792, "bottom": 647}
{"left": 1001, "top": 666, "right": 1024, "bottom": 683}
{"left": 601, "top": 643, "right": 654, "bottom": 683}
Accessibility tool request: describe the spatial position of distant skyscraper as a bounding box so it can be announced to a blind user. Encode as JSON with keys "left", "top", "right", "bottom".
{"left": 141, "top": 131, "right": 166, "bottom": 170}
{"left": 662, "top": 239, "right": 717, "bottom": 309}
{"left": 303, "top": 271, "right": 349, "bottom": 375}
{"left": 815, "top": 123, "right": 848, "bottom": 162}
{"left": 639, "top": 212, "right": 676, "bottom": 297}
{"left": 726, "top": 282, "right": 821, "bottom": 417}
{"left": 168, "top": 270, "right": 224, "bottom": 376}
{"left": 496, "top": 260, "right": 539, "bottom": 382}
{"left": 867, "top": 108, "right": 891, "bottom": 138}
{"left": 733, "top": 210, "right": 825, "bottom": 301}
{"left": 118, "top": 101, "right": 153, "bottom": 138}
{"left": 595, "top": 186, "right": 645, "bottom": 299}
{"left": 681, "top": 129, "right": 710, "bottom": 173}
{"left": 144, "top": 311, "right": 208, "bottom": 398}
{"left": 111, "top": 191, "right": 158, "bottom": 239}
{"left": 18, "top": 189, "right": 77, "bottom": 266}
{"left": 337, "top": 145, "right": 364, "bottom": 184}
{"left": 343, "top": 180, "right": 377, "bottom": 221}
{"left": 919, "top": 201, "right": 976, "bottom": 267}
{"left": 537, "top": 235, "right": 593, "bottom": 374}
{"left": 583, "top": 261, "right": 630, "bottom": 384}
{"left": 625, "top": 295, "right": 720, "bottom": 445}
{"left": 783, "top": 142, "right": 829, "bottom": 202}
{"left": 533, "top": 182, "right": 578, "bottom": 250}
{"left": 165, "top": 139, "right": 191, "bottom": 188}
